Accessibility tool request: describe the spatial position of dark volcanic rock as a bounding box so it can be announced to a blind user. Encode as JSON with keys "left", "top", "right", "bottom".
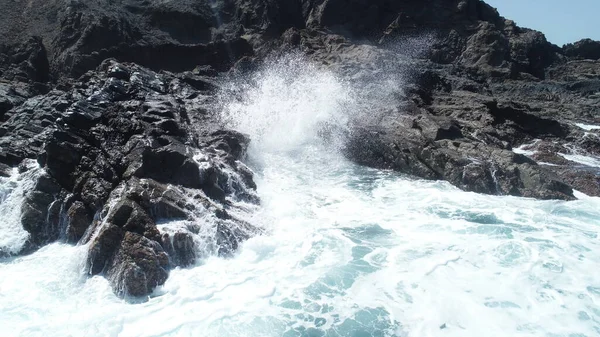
{"left": 0, "top": 0, "right": 254, "bottom": 78}
{"left": 65, "top": 201, "right": 93, "bottom": 243}
{"left": 20, "top": 173, "right": 64, "bottom": 246}
{"left": 161, "top": 231, "right": 197, "bottom": 267}
{"left": 87, "top": 224, "right": 125, "bottom": 275}
{"left": 1, "top": 59, "right": 261, "bottom": 296}
{"left": 346, "top": 120, "right": 574, "bottom": 200}
{"left": 554, "top": 167, "right": 600, "bottom": 197}
{"left": 0, "top": 36, "right": 50, "bottom": 83}
{"left": 107, "top": 232, "right": 169, "bottom": 298}
{"left": 125, "top": 144, "right": 203, "bottom": 189}
{"left": 564, "top": 39, "right": 600, "bottom": 61}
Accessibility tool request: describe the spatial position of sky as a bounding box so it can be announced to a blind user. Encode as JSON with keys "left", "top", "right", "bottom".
{"left": 484, "top": 0, "right": 600, "bottom": 46}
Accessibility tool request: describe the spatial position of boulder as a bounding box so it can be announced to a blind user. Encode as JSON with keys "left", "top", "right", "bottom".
{"left": 0, "top": 36, "right": 50, "bottom": 83}
{"left": 107, "top": 232, "right": 169, "bottom": 297}
{"left": 87, "top": 224, "right": 125, "bottom": 275}
{"left": 125, "top": 144, "right": 202, "bottom": 189}
{"left": 65, "top": 201, "right": 93, "bottom": 243}
{"left": 20, "top": 173, "right": 63, "bottom": 246}
{"left": 161, "top": 231, "right": 197, "bottom": 267}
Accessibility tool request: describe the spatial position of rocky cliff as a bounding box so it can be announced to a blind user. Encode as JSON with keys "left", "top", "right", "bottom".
{"left": 1, "top": 0, "right": 599, "bottom": 297}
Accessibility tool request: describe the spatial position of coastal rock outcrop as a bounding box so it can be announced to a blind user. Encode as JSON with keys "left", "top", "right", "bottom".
{"left": 267, "top": 1, "right": 599, "bottom": 199}
{"left": 1, "top": 59, "right": 261, "bottom": 296}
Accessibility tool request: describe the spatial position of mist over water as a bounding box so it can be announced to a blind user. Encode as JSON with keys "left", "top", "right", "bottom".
{"left": 1, "top": 55, "right": 600, "bottom": 337}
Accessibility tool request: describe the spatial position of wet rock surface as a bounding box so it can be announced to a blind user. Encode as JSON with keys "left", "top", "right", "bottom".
{"left": 1, "top": 58, "right": 261, "bottom": 296}
{"left": 1, "top": 0, "right": 599, "bottom": 296}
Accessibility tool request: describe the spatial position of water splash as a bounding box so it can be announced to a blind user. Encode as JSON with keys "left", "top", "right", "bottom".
{"left": 0, "top": 160, "right": 41, "bottom": 256}
{"left": 219, "top": 54, "right": 356, "bottom": 153}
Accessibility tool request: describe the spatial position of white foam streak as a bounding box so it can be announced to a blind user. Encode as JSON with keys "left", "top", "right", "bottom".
{"left": 512, "top": 139, "right": 540, "bottom": 156}
{"left": 560, "top": 153, "right": 600, "bottom": 168}
{"left": 575, "top": 123, "right": 600, "bottom": 131}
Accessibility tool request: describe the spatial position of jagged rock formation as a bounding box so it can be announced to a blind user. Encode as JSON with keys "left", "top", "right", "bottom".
{"left": 1, "top": 58, "right": 260, "bottom": 296}
{"left": 1, "top": 0, "right": 599, "bottom": 296}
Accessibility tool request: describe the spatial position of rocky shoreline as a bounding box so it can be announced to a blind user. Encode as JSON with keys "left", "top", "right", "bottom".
{"left": 1, "top": 58, "right": 262, "bottom": 296}
{"left": 1, "top": 0, "right": 599, "bottom": 297}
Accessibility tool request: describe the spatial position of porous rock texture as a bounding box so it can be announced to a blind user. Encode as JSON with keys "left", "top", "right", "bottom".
{"left": 1, "top": 0, "right": 599, "bottom": 296}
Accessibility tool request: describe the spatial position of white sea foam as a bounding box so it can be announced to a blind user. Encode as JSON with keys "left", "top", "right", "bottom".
{"left": 1, "top": 56, "right": 600, "bottom": 337}
{"left": 560, "top": 153, "right": 600, "bottom": 168}
{"left": 575, "top": 123, "right": 600, "bottom": 131}
{"left": 512, "top": 139, "right": 540, "bottom": 156}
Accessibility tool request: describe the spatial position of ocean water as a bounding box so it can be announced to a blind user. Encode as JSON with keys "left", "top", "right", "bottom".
{"left": 1, "top": 57, "right": 600, "bottom": 337}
